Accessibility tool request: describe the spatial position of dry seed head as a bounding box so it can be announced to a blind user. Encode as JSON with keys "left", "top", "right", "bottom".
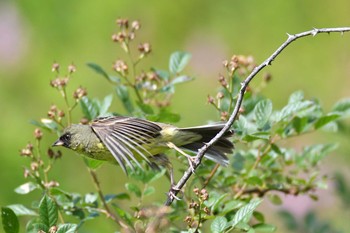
{"left": 207, "top": 95, "right": 215, "bottom": 104}
{"left": 131, "top": 20, "right": 141, "bottom": 30}
{"left": 138, "top": 42, "right": 151, "bottom": 54}
{"left": 68, "top": 63, "right": 76, "bottom": 73}
{"left": 113, "top": 59, "right": 128, "bottom": 74}
{"left": 34, "top": 128, "right": 43, "bottom": 140}
{"left": 220, "top": 111, "right": 228, "bottom": 121}
{"left": 116, "top": 18, "right": 129, "bottom": 28}
{"left": 51, "top": 62, "right": 60, "bottom": 73}
{"left": 73, "top": 86, "right": 87, "bottom": 99}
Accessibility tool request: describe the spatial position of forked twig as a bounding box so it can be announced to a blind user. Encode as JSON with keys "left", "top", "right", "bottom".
{"left": 165, "top": 27, "right": 350, "bottom": 206}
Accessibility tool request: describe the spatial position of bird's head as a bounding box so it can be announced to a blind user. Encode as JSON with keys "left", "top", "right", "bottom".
{"left": 52, "top": 124, "right": 92, "bottom": 150}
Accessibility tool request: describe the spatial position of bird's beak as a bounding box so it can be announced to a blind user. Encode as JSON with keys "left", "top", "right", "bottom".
{"left": 52, "top": 139, "right": 64, "bottom": 147}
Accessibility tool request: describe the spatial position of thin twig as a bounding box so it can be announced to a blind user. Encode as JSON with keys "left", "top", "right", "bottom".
{"left": 164, "top": 27, "right": 350, "bottom": 206}
{"left": 87, "top": 166, "right": 130, "bottom": 229}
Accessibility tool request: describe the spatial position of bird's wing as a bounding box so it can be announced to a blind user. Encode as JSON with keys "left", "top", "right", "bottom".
{"left": 91, "top": 116, "right": 162, "bottom": 173}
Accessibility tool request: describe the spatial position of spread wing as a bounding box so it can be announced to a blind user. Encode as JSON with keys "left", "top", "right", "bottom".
{"left": 91, "top": 116, "right": 162, "bottom": 174}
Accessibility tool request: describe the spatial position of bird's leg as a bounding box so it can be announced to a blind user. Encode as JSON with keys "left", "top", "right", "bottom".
{"left": 166, "top": 142, "right": 196, "bottom": 173}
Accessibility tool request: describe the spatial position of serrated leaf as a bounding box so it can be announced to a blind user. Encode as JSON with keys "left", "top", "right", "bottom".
{"left": 253, "top": 223, "right": 277, "bottom": 232}
{"left": 115, "top": 85, "right": 134, "bottom": 113}
{"left": 125, "top": 183, "right": 141, "bottom": 198}
{"left": 7, "top": 205, "right": 37, "bottom": 216}
{"left": 56, "top": 223, "right": 77, "bottom": 233}
{"left": 169, "top": 51, "right": 191, "bottom": 74}
{"left": 14, "top": 182, "right": 38, "bottom": 195}
{"left": 1, "top": 207, "right": 19, "bottom": 233}
{"left": 254, "top": 99, "right": 272, "bottom": 128}
{"left": 211, "top": 216, "right": 228, "bottom": 233}
{"left": 231, "top": 199, "right": 262, "bottom": 228}
{"left": 87, "top": 62, "right": 118, "bottom": 83}
{"left": 277, "top": 101, "right": 314, "bottom": 122}
{"left": 39, "top": 195, "right": 58, "bottom": 228}
{"left": 314, "top": 113, "right": 341, "bottom": 129}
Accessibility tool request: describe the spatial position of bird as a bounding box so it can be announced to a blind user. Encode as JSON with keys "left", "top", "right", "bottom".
{"left": 52, "top": 116, "right": 234, "bottom": 177}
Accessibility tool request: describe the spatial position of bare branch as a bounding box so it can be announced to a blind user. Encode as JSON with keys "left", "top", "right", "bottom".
{"left": 164, "top": 27, "right": 350, "bottom": 206}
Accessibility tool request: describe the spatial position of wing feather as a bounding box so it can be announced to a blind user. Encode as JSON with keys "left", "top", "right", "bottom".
{"left": 91, "top": 116, "right": 162, "bottom": 172}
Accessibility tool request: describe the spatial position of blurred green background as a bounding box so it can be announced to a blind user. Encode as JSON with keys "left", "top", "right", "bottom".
{"left": 1, "top": 0, "right": 350, "bottom": 232}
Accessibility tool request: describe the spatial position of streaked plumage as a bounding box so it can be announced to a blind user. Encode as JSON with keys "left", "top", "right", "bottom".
{"left": 53, "top": 116, "right": 234, "bottom": 174}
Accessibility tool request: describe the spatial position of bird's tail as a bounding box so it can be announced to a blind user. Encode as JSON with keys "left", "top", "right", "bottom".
{"left": 179, "top": 124, "right": 234, "bottom": 166}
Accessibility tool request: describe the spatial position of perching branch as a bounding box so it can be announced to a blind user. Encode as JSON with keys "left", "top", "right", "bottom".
{"left": 165, "top": 27, "right": 350, "bottom": 206}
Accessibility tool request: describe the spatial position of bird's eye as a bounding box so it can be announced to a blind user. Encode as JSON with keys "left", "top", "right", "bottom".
{"left": 61, "top": 133, "right": 71, "bottom": 142}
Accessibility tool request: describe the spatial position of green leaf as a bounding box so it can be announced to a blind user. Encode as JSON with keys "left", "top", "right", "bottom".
{"left": 115, "top": 85, "right": 134, "bottom": 113}
{"left": 276, "top": 100, "right": 314, "bottom": 122}
{"left": 125, "top": 183, "right": 142, "bottom": 198}
{"left": 136, "top": 101, "right": 154, "bottom": 114}
{"left": 87, "top": 62, "right": 119, "bottom": 83}
{"left": 211, "top": 216, "right": 228, "bottom": 233}
{"left": 314, "top": 113, "right": 341, "bottom": 129}
{"left": 83, "top": 157, "right": 104, "bottom": 169}
{"left": 291, "top": 116, "right": 309, "bottom": 134}
{"left": 278, "top": 210, "right": 298, "bottom": 230}
{"left": 1, "top": 207, "right": 19, "bottom": 233}
{"left": 230, "top": 199, "right": 262, "bottom": 228}
{"left": 99, "top": 94, "right": 113, "bottom": 116}
{"left": 288, "top": 90, "right": 304, "bottom": 104}
{"left": 170, "top": 75, "right": 193, "bottom": 85}
{"left": 332, "top": 98, "right": 350, "bottom": 114}
{"left": 253, "top": 223, "right": 277, "bottom": 232}
{"left": 169, "top": 51, "right": 191, "bottom": 74}
{"left": 243, "top": 132, "right": 270, "bottom": 142}
{"left": 303, "top": 143, "right": 338, "bottom": 165}
{"left": 56, "top": 223, "right": 77, "bottom": 233}
{"left": 253, "top": 211, "right": 265, "bottom": 223}
{"left": 267, "top": 194, "right": 282, "bottom": 205}
{"left": 14, "top": 182, "right": 38, "bottom": 195}
{"left": 147, "top": 108, "right": 180, "bottom": 123}
{"left": 26, "top": 223, "right": 48, "bottom": 233}
{"left": 7, "top": 205, "right": 37, "bottom": 216}
{"left": 143, "top": 186, "right": 155, "bottom": 196}
{"left": 104, "top": 193, "right": 130, "bottom": 203}
{"left": 84, "top": 193, "right": 98, "bottom": 205}
{"left": 254, "top": 99, "right": 272, "bottom": 128}
{"left": 246, "top": 176, "right": 263, "bottom": 186}
{"left": 30, "top": 118, "right": 59, "bottom": 132}
{"left": 80, "top": 96, "right": 100, "bottom": 120}
{"left": 39, "top": 195, "right": 58, "bottom": 228}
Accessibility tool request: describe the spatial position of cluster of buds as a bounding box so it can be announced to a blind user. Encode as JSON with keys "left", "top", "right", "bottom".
{"left": 223, "top": 54, "right": 255, "bottom": 76}
{"left": 47, "top": 105, "right": 65, "bottom": 122}
{"left": 112, "top": 18, "right": 152, "bottom": 58}
{"left": 47, "top": 148, "right": 62, "bottom": 160}
{"left": 138, "top": 42, "right": 152, "bottom": 57}
{"left": 44, "top": 180, "right": 59, "bottom": 188}
{"left": 73, "top": 86, "right": 88, "bottom": 100}
{"left": 50, "top": 77, "right": 69, "bottom": 88}
{"left": 193, "top": 187, "right": 209, "bottom": 201}
{"left": 20, "top": 143, "right": 33, "bottom": 157}
{"left": 112, "top": 59, "right": 128, "bottom": 76}
{"left": 112, "top": 19, "right": 141, "bottom": 44}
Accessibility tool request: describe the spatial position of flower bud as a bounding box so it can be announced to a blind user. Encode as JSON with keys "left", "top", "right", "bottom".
{"left": 34, "top": 128, "right": 43, "bottom": 140}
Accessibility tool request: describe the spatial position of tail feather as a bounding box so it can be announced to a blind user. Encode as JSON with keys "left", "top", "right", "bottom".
{"left": 179, "top": 124, "right": 234, "bottom": 166}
